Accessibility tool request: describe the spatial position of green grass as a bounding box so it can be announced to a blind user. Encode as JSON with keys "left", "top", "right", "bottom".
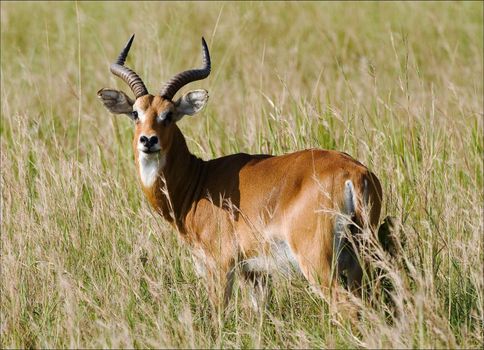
{"left": 1, "top": 1, "right": 483, "bottom": 348}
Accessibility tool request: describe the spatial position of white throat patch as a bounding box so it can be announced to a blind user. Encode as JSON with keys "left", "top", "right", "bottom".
{"left": 138, "top": 152, "right": 166, "bottom": 187}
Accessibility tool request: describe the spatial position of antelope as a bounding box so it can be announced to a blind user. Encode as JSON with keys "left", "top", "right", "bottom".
{"left": 97, "top": 34, "right": 383, "bottom": 311}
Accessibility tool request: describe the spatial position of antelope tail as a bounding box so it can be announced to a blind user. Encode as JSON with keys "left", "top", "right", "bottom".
{"left": 335, "top": 179, "right": 398, "bottom": 257}
{"left": 333, "top": 180, "right": 358, "bottom": 267}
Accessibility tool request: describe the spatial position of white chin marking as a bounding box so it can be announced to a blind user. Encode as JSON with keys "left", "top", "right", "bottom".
{"left": 138, "top": 152, "right": 166, "bottom": 187}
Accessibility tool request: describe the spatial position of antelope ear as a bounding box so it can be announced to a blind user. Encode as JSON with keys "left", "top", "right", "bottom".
{"left": 173, "top": 89, "right": 208, "bottom": 121}
{"left": 97, "top": 88, "right": 135, "bottom": 118}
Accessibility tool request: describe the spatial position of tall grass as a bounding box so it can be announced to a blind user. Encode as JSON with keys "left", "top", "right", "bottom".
{"left": 1, "top": 1, "right": 482, "bottom": 348}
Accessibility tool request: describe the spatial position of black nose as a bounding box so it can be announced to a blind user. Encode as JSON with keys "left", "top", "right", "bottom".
{"left": 139, "top": 135, "right": 158, "bottom": 147}
{"left": 140, "top": 135, "right": 149, "bottom": 145}
{"left": 148, "top": 136, "right": 158, "bottom": 146}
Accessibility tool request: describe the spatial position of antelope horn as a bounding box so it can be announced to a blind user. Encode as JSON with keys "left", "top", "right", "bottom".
{"left": 109, "top": 34, "right": 148, "bottom": 99}
{"left": 160, "top": 37, "right": 211, "bottom": 100}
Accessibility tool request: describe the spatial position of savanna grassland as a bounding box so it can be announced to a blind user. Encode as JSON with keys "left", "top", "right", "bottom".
{"left": 1, "top": 1, "right": 482, "bottom": 348}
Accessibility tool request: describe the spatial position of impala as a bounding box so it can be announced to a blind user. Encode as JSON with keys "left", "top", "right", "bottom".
{"left": 98, "top": 34, "right": 383, "bottom": 310}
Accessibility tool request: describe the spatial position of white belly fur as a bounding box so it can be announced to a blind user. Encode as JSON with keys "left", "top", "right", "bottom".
{"left": 242, "top": 239, "right": 302, "bottom": 277}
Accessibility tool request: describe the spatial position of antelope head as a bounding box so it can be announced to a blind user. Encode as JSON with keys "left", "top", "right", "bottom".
{"left": 97, "top": 34, "right": 210, "bottom": 185}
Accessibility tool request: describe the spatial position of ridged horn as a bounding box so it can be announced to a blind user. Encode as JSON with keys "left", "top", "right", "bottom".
{"left": 109, "top": 34, "right": 148, "bottom": 98}
{"left": 160, "top": 37, "right": 211, "bottom": 100}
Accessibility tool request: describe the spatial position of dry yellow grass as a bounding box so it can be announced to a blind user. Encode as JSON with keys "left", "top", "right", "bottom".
{"left": 1, "top": 1, "right": 482, "bottom": 348}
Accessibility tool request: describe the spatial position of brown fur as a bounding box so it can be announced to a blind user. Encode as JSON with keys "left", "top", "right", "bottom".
{"left": 96, "top": 85, "right": 383, "bottom": 315}
{"left": 128, "top": 94, "right": 383, "bottom": 306}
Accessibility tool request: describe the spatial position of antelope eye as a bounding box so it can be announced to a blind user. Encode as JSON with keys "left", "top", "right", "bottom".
{"left": 132, "top": 111, "right": 139, "bottom": 120}
{"left": 160, "top": 111, "right": 173, "bottom": 126}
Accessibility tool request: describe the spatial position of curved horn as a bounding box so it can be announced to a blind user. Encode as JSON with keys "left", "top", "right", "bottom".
{"left": 160, "top": 37, "right": 211, "bottom": 100}
{"left": 109, "top": 34, "right": 148, "bottom": 98}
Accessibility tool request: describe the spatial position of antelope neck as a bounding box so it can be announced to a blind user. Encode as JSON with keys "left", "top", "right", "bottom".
{"left": 140, "top": 126, "right": 205, "bottom": 233}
